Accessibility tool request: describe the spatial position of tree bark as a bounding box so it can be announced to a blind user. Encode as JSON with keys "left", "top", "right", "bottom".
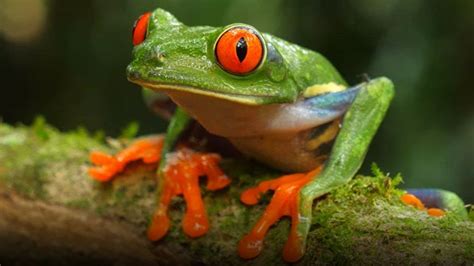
{"left": 0, "top": 122, "right": 473, "bottom": 265}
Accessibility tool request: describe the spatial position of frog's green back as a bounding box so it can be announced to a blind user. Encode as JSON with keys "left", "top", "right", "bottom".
{"left": 127, "top": 8, "right": 347, "bottom": 105}
{"left": 263, "top": 33, "right": 347, "bottom": 90}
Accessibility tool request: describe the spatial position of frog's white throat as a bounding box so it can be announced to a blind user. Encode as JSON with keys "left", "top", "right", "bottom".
{"left": 165, "top": 90, "right": 347, "bottom": 138}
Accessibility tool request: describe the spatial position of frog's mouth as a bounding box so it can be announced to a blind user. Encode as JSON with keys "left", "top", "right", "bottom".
{"left": 129, "top": 79, "right": 280, "bottom": 106}
{"left": 130, "top": 77, "right": 363, "bottom": 137}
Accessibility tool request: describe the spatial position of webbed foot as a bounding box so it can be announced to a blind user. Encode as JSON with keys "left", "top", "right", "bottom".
{"left": 238, "top": 166, "right": 322, "bottom": 262}
{"left": 147, "top": 147, "right": 231, "bottom": 241}
{"left": 401, "top": 193, "right": 445, "bottom": 217}
{"left": 89, "top": 136, "right": 164, "bottom": 181}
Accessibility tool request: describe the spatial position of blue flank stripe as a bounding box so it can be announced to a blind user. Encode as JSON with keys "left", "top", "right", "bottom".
{"left": 303, "top": 84, "right": 362, "bottom": 119}
{"left": 406, "top": 188, "right": 444, "bottom": 209}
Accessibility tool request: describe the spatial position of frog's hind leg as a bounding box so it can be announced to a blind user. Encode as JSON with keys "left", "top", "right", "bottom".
{"left": 89, "top": 135, "right": 165, "bottom": 181}
{"left": 401, "top": 189, "right": 467, "bottom": 218}
{"left": 293, "top": 77, "right": 395, "bottom": 262}
{"left": 240, "top": 78, "right": 395, "bottom": 262}
{"left": 238, "top": 166, "right": 323, "bottom": 260}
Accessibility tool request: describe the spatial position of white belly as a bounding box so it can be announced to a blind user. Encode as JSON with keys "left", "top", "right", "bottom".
{"left": 166, "top": 90, "right": 341, "bottom": 138}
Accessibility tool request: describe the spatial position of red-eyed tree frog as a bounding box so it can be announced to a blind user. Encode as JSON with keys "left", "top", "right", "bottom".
{"left": 88, "top": 8, "right": 467, "bottom": 262}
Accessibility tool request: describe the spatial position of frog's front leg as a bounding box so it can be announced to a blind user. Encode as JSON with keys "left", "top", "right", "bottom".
{"left": 239, "top": 77, "right": 394, "bottom": 262}
{"left": 89, "top": 136, "right": 165, "bottom": 181}
{"left": 90, "top": 108, "right": 231, "bottom": 240}
{"left": 144, "top": 108, "right": 231, "bottom": 240}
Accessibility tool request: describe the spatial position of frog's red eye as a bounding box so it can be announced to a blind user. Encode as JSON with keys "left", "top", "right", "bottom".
{"left": 132, "top": 12, "right": 151, "bottom": 46}
{"left": 215, "top": 26, "right": 265, "bottom": 75}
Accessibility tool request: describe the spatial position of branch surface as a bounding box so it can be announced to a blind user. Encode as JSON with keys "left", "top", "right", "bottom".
{"left": 0, "top": 121, "right": 473, "bottom": 265}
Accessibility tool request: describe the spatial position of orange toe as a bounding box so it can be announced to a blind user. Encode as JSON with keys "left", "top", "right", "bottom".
{"left": 238, "top": 166, "right": 322, "bottom": 261}
{"left": 238, "top": 233, "right": 264, "bottom": 259}
{"left": 427, "top": 208, "right": 445, "bottom": 217}
{"left": 240, "top": 188, "right": 261, "bottom": 205}
{"left": 89, "top": 151, "right": 122, "bottom": 181}
{"left": 115, "top": 137, "right": 164, "bottom": 164}
{"left": 88, "top": 136, "right": 164, "bottom": 182}
{"left": 148, "top": 147, "right": 231, "bottom": 241}
{"left": 147, "top": 205, "right": 171, "bottom": 241}
{"left": 401, "top": 193, "right": 425, "bottom": 210}
{"left": 401, "top": 193, "right": 446, "bottom": 217}
{"left": 90, "top": 151, "right": 116, "bottom": 165}
{"left": 283, "top": 234, "right": 305, "bottom": 263}
{"left": 88, "top": 166, "right": 120, "bottom": 182}
{"left": 183, "top": 210, "right": 209, "bottom": 238}
{"left": 202, "top": 154, "right": 231, "bottom": 191}
{"left": 239, "top": 172, "right": 307, "bottom": 206}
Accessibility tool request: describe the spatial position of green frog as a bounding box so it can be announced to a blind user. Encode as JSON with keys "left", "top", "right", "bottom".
{"left": 88, "top": 8, "right": 466, "bottom": 262}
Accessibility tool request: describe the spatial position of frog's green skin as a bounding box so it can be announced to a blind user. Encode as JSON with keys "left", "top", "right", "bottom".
{"left": 128, "top": 10, "right": 345, "bottom": 105}
{"left": 126, "top": 8, "right": 466, "bottom": 262}
{"left": 128, "top": 9, "right": 355, "bottom": 172}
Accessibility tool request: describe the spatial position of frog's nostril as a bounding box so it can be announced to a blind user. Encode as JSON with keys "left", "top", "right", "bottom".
{"left": 157, "top": 53, "right": 166, "bottom": 62}
{"left": 153, "top": 47, "right": 166, "bottom": 63}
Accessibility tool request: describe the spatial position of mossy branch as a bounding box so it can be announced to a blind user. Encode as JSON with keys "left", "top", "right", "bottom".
{"left": 0, "top": 121, "right": 473, "bottom": 265}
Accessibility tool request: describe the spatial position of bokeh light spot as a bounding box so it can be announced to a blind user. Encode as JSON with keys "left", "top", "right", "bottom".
{"left": 0, "top": 0, "right": 48, "bottom": 44}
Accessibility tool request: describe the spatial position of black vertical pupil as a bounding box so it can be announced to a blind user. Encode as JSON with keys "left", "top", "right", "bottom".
{"left": 236, "top": 37, "right": 247, "bottom": 63}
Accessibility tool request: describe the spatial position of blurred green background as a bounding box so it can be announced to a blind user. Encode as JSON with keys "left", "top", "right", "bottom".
{"left": 1, "top": 0, "right": 473, "bottom": 202}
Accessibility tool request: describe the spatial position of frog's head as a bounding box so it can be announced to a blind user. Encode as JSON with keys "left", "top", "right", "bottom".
{"left": 126, "top": 8, "right": 346, "bottom": 106}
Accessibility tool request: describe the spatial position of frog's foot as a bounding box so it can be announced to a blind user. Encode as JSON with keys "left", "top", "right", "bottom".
{"left": 89, "top": 136, "right": 164, "bottom": 182}
{"left": 238, "top": 166, "right": 323, "bottom": 262}
{"left": 147, "top": 147, "right": 231, "bottom": 241}
{"left": 400, "top": 193, "right": 445, "bottom": 217}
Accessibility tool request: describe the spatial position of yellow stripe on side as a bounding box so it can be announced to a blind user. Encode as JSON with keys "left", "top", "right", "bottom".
{"left": 303, "top": 82, "right": 346, "bottom": 98}
{"left": 305, "top": 120, "right": 341, "bottom": 151}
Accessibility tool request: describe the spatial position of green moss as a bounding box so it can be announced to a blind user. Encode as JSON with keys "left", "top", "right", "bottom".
{"left": 468, "top": 206, "right": 474, "bottom": 222}
{"left": 467, "top": 242, "right": 474, "bottom": 258}
{"left": 119, "top": 121, "right": 140, "bottom": 139}
{"left": 0, "top": 120, "right": 109, "bottom": 201}
{"left": 32, "top": 116, "right": 50, "bottom": 141}
{"left": 65, "top": 198, "right": 92, "bottom": 209}
{"left": 0, "top": 121, "right": 473, "bottom": 265}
